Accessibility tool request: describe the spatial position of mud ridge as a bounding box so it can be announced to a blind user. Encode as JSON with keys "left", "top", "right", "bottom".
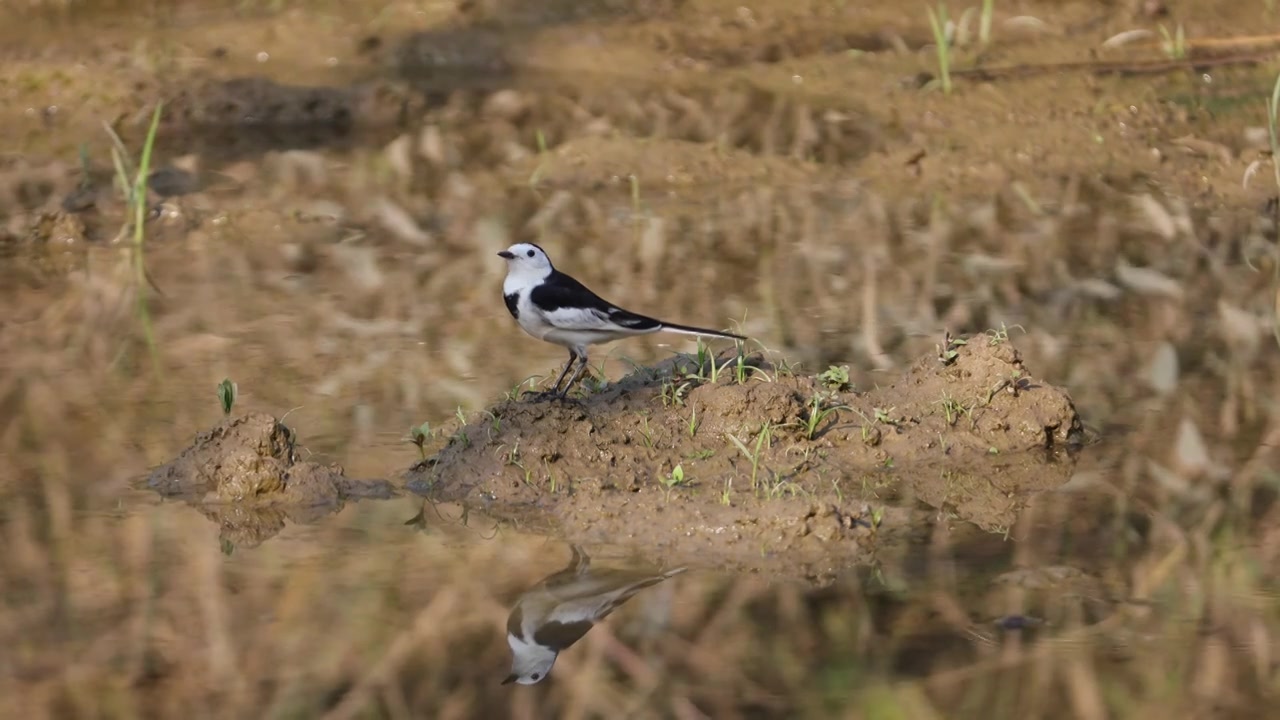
{"left": 141, "top": 337, "right": 1080, "bottom": 575}
{"left": 405, "top": 337, "right": 1083, "bottom": 579}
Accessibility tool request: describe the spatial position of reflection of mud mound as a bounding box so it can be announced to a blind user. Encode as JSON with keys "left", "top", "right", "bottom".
{"left": 193, "top": 502, "right": 340, "bottom": 551}
{"left": 148, "top": 413, "right": 397, "bottom": 547}
{"left": 407, "top": 339, "right": 1082, "bottom": 577}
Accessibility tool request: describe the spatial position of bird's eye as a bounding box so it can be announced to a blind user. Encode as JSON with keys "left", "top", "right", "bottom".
{"left": 526, "top": 250, "right": 535, "bottom": 258}
{"left": 531, "top": 673, "right": 540, "bottom": 681}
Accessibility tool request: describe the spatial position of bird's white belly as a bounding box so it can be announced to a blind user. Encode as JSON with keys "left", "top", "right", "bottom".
{"left": 546, "top": 327, "right": 632, "bottom": 348}
{"left": 514, "top": 295, "right": 561, "bottom": 340}
{"left": 514, "top": 296, "right": 635, "bottom": 350}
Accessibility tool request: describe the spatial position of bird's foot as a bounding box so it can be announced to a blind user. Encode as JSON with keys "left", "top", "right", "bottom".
{"left": 524, "top": 389, "right": 577, "bottom": 403}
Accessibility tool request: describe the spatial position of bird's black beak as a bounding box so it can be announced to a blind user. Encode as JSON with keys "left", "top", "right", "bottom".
{"left": 501, "top": 674, "right": 518, "bottom": 685}
{"left": 497, "top": 251, "right": 515, "bottom": 259}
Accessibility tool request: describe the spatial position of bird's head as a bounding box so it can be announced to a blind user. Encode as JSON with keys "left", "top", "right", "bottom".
{"left": 501, "top": 631, "right": 558, "bottom": 686}
{"left": 497, "top": 243, "right": 553, "bottom": 280}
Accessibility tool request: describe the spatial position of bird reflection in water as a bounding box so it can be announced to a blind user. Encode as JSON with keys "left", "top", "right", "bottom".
{"left": 503, "top": 544, "right": 687, "bottom": 685}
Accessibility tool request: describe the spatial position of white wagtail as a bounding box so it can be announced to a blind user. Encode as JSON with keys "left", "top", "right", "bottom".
{"left": 502, "top": 545, "right": 687, "bottom": 685}
{"left": 497, "top": 243, "right": 747, "bottom": 397}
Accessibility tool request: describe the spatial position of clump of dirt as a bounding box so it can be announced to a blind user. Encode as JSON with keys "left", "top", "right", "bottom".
{"left": 162, "top": 76, "right": 427, "bottom": 134}
{"left": 406, "top": 337, "right": 1083, "bottom": 578}
{"left": 147, "top": 412, "right": 397, "bottom": 506}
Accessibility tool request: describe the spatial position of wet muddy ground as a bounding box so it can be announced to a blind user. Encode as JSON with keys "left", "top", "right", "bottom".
{"left": 404, "top": 338, "right": 1081, "bottom": 579}
{"left": 3, "top": 0, "right": 1280, "bottom": 717}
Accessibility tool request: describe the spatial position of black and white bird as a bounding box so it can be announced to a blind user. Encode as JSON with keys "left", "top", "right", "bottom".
{"left": 497, "top": 243, "right": 746, "bottom": 397}
{"left": 502, "top": 545, "right": 687, "bottom": 686}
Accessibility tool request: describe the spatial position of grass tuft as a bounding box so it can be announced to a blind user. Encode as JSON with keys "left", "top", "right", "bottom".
{"left": 1158, "top": 23, "right": 1187, "bottom": 60}
{"left": 410, "top": 421, "right": 434, "bottom": 460}
{"left": 818, "top": 365, "right": 852, "bottom": 392}
{"left": 103, "top": 103, "right": 165, "bottom": 368}
{"left": 801, "top": 393, "right": 849, "bottom": 440}
{"left": 217, "top": 378, "right": 238, "bottom": 416}
{"left": 727, "top": 422, "right": 773, "bottom": 490}
{"left": 926, "top": 2, "right": 953, "bottom": 94}
{"left": 979, "top": 0, "right": 995, "bottom": 47}
{"left": 660, "top": 463, "right": 687, "bottom": 501}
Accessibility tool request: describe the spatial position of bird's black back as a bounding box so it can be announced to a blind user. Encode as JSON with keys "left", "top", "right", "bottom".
{"left": 530, "top": 270, "right": 662, "bottom": 331}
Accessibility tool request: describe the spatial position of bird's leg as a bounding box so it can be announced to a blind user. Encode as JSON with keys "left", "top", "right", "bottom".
{"left": 557, "top": 351, "right": 592, "bottom": 397}
{"left": 539, "top": 351, "right": 579, "bottom": 398}
{"left": 568, "top": 545, "right": 590, "bottom": 575}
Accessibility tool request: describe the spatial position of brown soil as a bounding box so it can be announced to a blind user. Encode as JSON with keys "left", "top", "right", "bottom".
{"left": 140, "top": 338, "right": 1078, "bottom": 576}
{"left": 404, "top": 337, "right": 1081, "bottom": 580}
{"left": 146, "top": 412, "right": 397, "bottom": 547}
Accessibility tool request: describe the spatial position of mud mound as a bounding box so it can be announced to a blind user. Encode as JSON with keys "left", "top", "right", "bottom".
{"left": 146, "top": 412, "right": 397, "bottom": 546}
{"left": 145, "top": 413, "right": 397, "bottom": 549}
{"left": 406, "top": 337, "right": 1083, "bottom": 579}
{"left": 139, "top": 340, "right": 1081, "bottom": 575}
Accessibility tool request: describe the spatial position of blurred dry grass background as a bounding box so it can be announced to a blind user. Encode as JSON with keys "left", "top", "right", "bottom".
{"left": 3, "top": 0, "right": 1280, "bottom": 717}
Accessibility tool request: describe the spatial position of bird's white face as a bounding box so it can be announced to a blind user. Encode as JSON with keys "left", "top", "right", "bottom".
{"left": 497, "top": 243, "right": 553, "bottom": 282}
{"left": 502, "top": 633, "right": 558, "bottom": 685}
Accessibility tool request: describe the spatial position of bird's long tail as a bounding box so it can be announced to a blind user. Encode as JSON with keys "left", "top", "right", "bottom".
{"left": 658, "top": 322, "right": 746, "bottom": 342}
{"left": 604, "top": 567, "right": 690, "bottom": 611}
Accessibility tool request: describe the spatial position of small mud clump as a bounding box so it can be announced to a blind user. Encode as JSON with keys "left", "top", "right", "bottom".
{"left": 147, "top": 412, "right": 396, "bottom": 506}
{"left": 166, "top": 77, "right": 387, "bottom": 129}
{"left": 407, "top": 338, "right": 1084, "bottom": 579}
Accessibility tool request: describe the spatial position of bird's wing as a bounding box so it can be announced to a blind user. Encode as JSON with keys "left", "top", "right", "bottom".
{"left": 544, "top": 574, "right": 676, "bottom": 618}
{"left": 530, "top": 616, "right": 597, "bottom": 651}
{"left": 530, "top": 272, "right": 661, "bottom": 332}
{"left": 520, "top": 569, "right": 687, "bottom": 651}
{"left": 510, "top": 595, "right": 594, "bottom": 651}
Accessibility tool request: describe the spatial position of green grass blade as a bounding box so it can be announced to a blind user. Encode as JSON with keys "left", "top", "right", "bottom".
{"left": 926, "top": 4, "right": 952, "bottom": 94}
{"left": 131, "top": 103, "right": 165, "bottom": 368}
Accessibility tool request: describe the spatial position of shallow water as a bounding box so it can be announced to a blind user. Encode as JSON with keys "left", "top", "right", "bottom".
{"left": 32, "top": 459, "right": 1259, "bottom": 718}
